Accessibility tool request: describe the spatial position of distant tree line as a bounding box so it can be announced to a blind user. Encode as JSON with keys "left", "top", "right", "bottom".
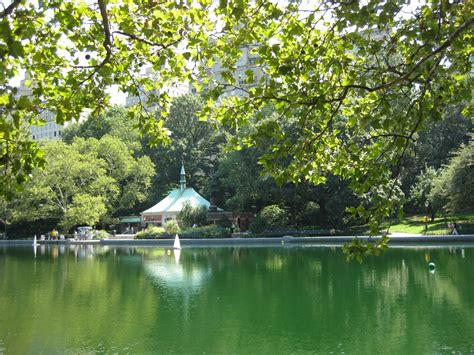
{"left": 0, "top": 95, "right": 471, "bottom": 237}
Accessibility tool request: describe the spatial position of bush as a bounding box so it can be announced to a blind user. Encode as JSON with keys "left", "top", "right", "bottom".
{"left": 135, "top": 225, "right": 165, "bottom": 239}
{"left": 135, "top": 224, "right": 229, "bottom": 239}
{"left": 250, "top": 205, "right": 289, "bottom": 232}
{"left": 297, "top": 225, "right": 322, "bottom": 231}
{"left": 164, "top": 220, "right": 180, "bottom": 234}
{"left": 249, "top": 215, "right": 267, "bottom": 233}
{"left": 296, "top": 201, "right": 320, "bottom": 226}
{"left": 180, "top": 225, "right": 230, "bottom": 238}
{"left": 260, "top": 204, "right": 288, "bottom": 227}
{"left": 178, "top": 203, "right": 208, "bottom": 228}
{"left": 93, "top": 229, "right": 111, "bottom": 239}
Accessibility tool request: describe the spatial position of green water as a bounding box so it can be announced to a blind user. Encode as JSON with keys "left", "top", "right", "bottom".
{"left": 0, "top": 244, "right": 473, "bottom": 354}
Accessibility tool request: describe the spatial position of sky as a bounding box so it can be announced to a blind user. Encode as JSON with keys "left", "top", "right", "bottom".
{"left": 108, "top": 86, "right": 127, "bottom": 106}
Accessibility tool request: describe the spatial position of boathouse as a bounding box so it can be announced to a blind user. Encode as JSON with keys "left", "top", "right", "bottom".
{"left": 141, "top": 163, "right": 217, "bottom": 226}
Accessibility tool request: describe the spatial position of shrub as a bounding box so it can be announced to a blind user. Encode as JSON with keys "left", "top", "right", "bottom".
{"left": 249, "top": 205, "right": 291, "bottom": 233}
{"left": 296, "top": 201, "right": 320, "bottom": 226}
{"left": 135, "top": 224, "right": 229, "bottom": 239}
{"left": 249, "top": 215, "right": 267, "bottom": 233}
{"left": 135, "top": 225, "right": 165, "bottom": 239}
{"left": 180, "top": 225, "right": 230, "bottom": 238}
{"left": 261, "top": 204, "right": 288, "bottom": 227}
{"left": 93, "top": 229, "right": 111, "bottom": 239}
{"left": 164, "top": 219, "right": 180, "bottom": 234}
{"left": 178, "top": 203, "right": 208, "bottom": 228}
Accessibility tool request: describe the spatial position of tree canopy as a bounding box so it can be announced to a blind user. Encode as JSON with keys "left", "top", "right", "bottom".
{"left": 2, "top": 136, "right": 154, "bottom": 232}
{"left": 1, "top": 0, "right": 472, "bottom": 242}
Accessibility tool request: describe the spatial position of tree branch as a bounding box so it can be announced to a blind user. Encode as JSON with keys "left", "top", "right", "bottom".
{"left": 98, "top": 0, "right": 112, "bottom": 57}
{"left": 0, "top": 0, "right": 22, "bottom": 18}
{"left": 303, "top": 87, "right": 348, "bottom": 149}
{"left": 113, "top": 31, "right": 184, "bottom": 53}
{"left": 114, "top": 30, "right": 184, "bottom": 50}
{"left": 80, "top": 0, "right": 112, "bottom": 85}
{"left": 343, "top": 17, "right": 474, "bottom": 92}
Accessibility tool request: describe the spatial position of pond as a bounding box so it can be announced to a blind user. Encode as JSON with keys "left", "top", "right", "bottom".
{"left": 0, "top": 244, "right": 473, "bottom": 353}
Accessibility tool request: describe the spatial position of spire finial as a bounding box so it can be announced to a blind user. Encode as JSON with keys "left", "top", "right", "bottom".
{"left": 180, "top": 160, "right": 186, "bottom": 192}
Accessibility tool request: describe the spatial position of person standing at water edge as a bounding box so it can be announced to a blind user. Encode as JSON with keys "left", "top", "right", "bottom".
{"left": 452, "top": 222, "right": 459, "bottom": 235}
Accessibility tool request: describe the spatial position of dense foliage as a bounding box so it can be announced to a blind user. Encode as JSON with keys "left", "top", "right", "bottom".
{"left": 164, "top": 219, "right": 180, "bottom": 235}
{"left": 0, "top": 94, "right": 472, "bottom": 240}
{"left": 0, "top": 0, "right": 470, "bottom": 200}
{"left": 135, "top": 225, "right": 165, "bottom": 239}
{"left": 0, "top": 0, "right": 473, "bottom": 250}
{"left": 178, "top": 203, "right": 208, "bottom": 228}
{"left": 0, "top": 135, "right": 154, "bottom": 232}
{"left": 429, "top": 141, "right": 474, "bottom": 214}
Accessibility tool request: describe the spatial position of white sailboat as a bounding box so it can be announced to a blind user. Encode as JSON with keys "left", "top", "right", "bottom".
{"left": 173, "top": 234, "right": 181, "bottom": 250}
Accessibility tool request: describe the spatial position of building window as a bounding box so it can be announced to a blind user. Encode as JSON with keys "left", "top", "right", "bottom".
{"left": 54, "top": 131, "right": 57, "bottom": 137}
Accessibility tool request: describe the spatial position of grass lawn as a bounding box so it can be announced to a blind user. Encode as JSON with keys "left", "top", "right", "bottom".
{"left": 388, "top": 212, "right": 474, "bottom": 235}
{"left": 346, "top": 212, "right": 474, "bottom": 236}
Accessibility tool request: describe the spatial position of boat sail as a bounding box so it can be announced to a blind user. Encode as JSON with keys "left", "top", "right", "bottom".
{"left": 173, "top": 234, "right": 182, "bottom": 250}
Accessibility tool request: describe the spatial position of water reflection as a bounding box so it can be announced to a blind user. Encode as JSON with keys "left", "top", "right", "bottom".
{"left": 0, "top": 245, "right": 472, "bottom": 353}
{"left": 144, "top": 249, "right": 211, "bottom": 292}
{"left": 174, "top": 248, "right": 181, "bottom": 264}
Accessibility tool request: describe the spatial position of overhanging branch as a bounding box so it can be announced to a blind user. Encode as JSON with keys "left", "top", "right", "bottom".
{"left": 0, "top": 0, "right": 22, "bottom": 18}
{"left": 80, "top": 0, "right": 112, "bottom": 85}
{"left": 114, "top": 30, "right": 184, "bottom": 50}
{"left": 342, "top": 17, "right": 474, "bottom": 92}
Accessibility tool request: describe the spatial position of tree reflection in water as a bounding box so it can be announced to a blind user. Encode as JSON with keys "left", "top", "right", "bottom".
{"left": 0, "top": 245, "right": 472, "bottom": 353}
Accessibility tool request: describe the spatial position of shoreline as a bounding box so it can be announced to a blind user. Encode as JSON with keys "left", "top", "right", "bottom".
{"left": 1, "top": 234, "right": 474, "bottom": 247}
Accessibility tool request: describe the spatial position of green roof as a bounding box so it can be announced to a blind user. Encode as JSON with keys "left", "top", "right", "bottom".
{"left": 142, "top": 187, "right": 221, "bottom": 214}
{"left": 119, "top": 216, "right": 141, "bottom": 223}
{"left": 141, "top": 164, "right": 222, "bottom": 215}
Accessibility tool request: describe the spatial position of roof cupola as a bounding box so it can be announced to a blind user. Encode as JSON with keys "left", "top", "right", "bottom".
{"left": 180, "top": 161, "right": 186, "bottom": 192}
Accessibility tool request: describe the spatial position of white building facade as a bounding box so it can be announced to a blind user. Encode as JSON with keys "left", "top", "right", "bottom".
{"left": 18, "top": 74, "right": 66, "bottom": 142}
{"left": 191, "top": 43, "right": 266, "bottom": 100}
{"left": 141, "top": 163, "right": 219, "bottom": 226}
{"left": 29, "top": 110, "right": 64, "bottom": 141}
{"left": 125, "top": 67, "right": 189, "bottom": 109}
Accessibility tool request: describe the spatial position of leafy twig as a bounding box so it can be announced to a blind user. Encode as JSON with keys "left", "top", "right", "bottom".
{"left": 342, "top": 17, "right": 474, "bottom": 92}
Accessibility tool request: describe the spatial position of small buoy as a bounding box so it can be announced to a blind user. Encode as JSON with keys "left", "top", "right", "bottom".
{"left": 428, "top": 262, "right": 435, "bottom": 271}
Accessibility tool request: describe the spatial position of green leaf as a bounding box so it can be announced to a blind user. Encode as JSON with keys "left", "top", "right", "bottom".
{"left": 0, "top": 94, "right": 10, "bottom": 105}
{"left": 232, "top": 6, "right": 244, "bottom": 20}
{"left": 278, "top": 65, "right": 292, "bottom": 75}
{"left": 8, "top": 41, "right": 24, "bottom": 58}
